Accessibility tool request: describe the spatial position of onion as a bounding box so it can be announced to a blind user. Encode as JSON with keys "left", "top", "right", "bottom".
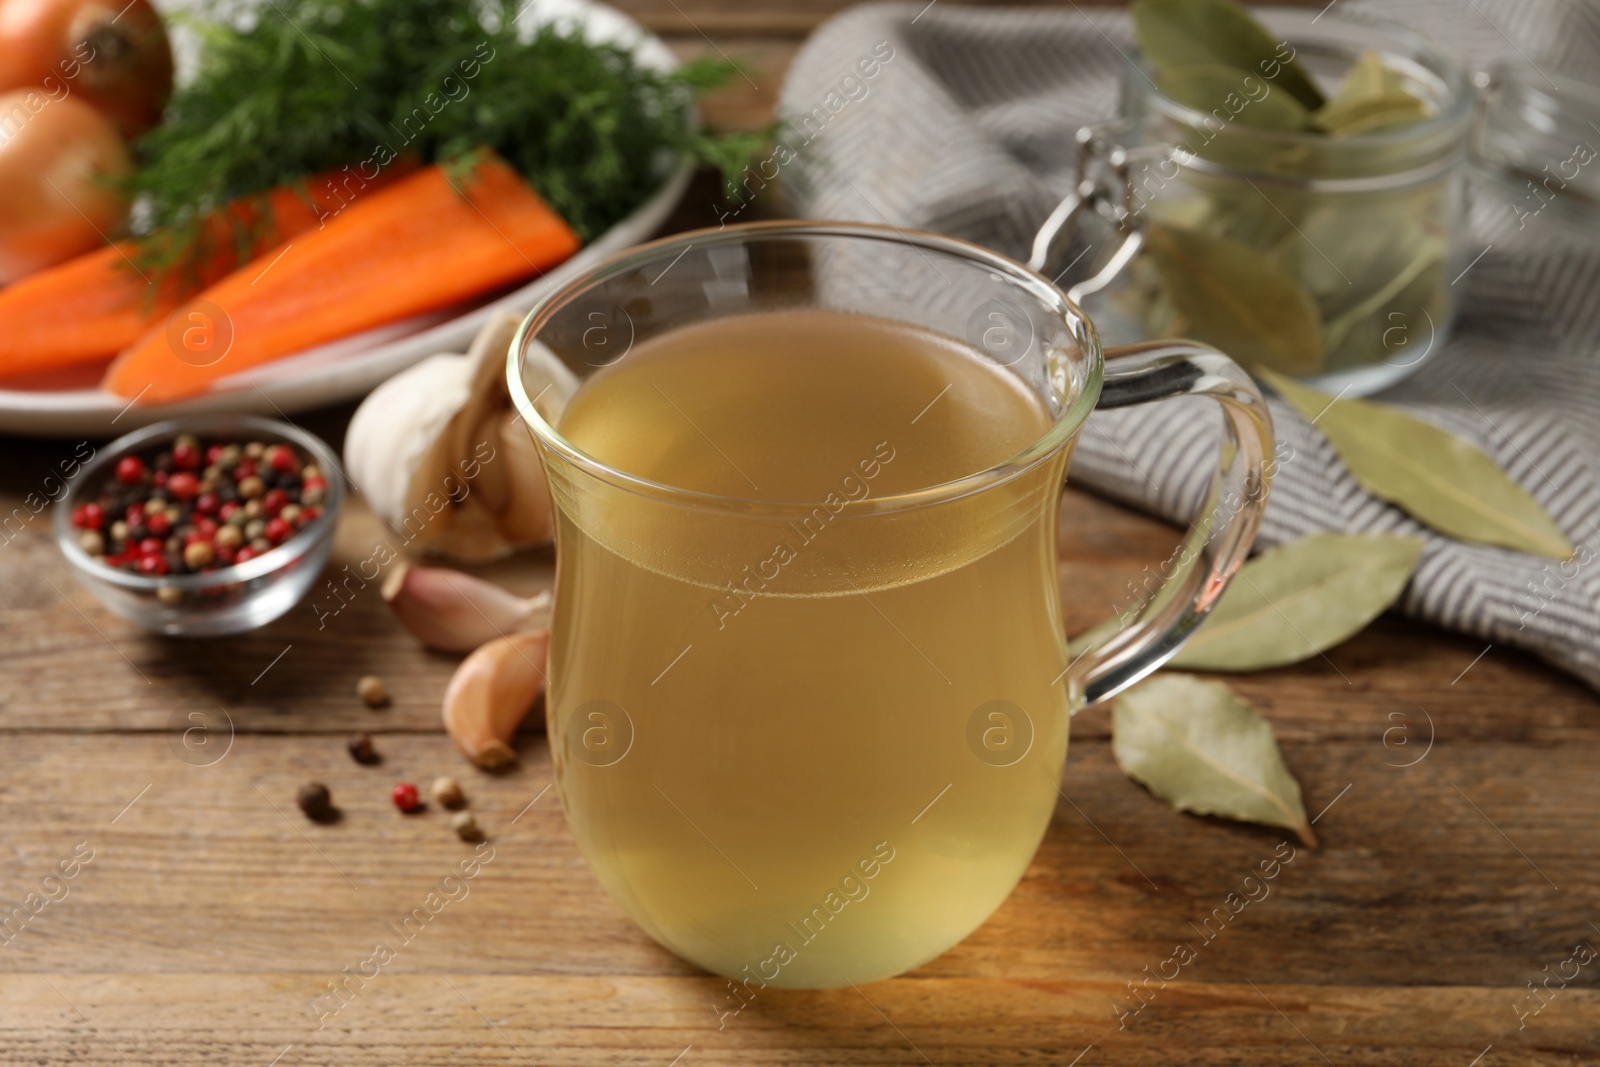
{"left": 0, "top": 89, "right": 129, "bottom": 283}
{"left": 0, "top": 0, "right": 173, "bottom": 139}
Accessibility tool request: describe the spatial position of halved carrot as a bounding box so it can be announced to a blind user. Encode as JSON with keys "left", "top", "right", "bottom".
{"left": 103, "top": 153, "right": 581, "bottom": 405}
{"left": 0, "top": 161, "right": 415, "bottom": 379}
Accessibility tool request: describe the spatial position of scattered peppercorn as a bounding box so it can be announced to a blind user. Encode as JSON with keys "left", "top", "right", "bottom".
{"left": 392, "top": 782, "right": 422, "bottom": 813}
{"left": 450, "top": 810, "right": 483, "bottom": 841}
{"left": 430, "top": 776, "right": 466, "bottom": 809}
{"left": 357, "top": 675, "right": 389, "bottom": 708}
{"left": 75, "top": 433, "right": 328, "bottom": 577}
{"left": 297, "top": 782, "right": 335, "bottom": 821}
{"left": 347, "top": 732, "right": 379, "bottom": 764}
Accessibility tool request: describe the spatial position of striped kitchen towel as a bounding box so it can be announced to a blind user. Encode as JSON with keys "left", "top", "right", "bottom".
{"left": 777, "top": 0, "right": 1600, "bottom": 691}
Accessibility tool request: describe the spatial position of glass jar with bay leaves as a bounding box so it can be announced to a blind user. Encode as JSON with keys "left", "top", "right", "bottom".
{"left": 1033, "top": 8, "right": 1474, "bottom": 395}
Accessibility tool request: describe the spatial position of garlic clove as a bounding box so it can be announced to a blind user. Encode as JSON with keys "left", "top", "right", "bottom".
{"left": 382, "top": 560, "right": 551, "bottom": 652}
{"left": 442, "top": 630, "right": 550, "bottom": 769}
{"left": 496, "top": 408, "right": 556, "bottom": 544}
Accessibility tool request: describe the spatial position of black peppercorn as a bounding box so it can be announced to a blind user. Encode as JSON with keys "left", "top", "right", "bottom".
{"left": 346, "top": 732, "right": 379, "bottom": 764}
{"left": 296, "top": 782, "right": 335, "bottom": 822}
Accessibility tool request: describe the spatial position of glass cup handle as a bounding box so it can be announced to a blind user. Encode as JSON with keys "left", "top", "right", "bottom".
{"left": 1071, "top": 339, "right": 1275, "bottom": 705}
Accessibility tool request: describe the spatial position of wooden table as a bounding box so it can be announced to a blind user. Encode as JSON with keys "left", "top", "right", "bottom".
{"left": 4, "top": 5, "right": 1599, "bottom": 1064}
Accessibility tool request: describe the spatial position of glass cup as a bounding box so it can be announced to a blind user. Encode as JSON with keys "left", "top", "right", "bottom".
{"left": 509, "top": 220, "right": 1273, "bottom": 990}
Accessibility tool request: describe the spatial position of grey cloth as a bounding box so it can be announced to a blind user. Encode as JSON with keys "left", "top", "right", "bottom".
{"left": 778, "top": 1, "right": 1600, "bottom": 691}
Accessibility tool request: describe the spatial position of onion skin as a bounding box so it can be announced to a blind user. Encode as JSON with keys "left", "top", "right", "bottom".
{"left": 0, "top": 90, "right": 129, "bottom": 284}
{"left": 0, "top": 0, "right": 173, "bottom": 140}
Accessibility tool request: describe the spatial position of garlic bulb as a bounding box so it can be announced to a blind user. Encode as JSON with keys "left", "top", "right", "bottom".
{"left": 345, "top": 311, "right": 579, "bottom": 562}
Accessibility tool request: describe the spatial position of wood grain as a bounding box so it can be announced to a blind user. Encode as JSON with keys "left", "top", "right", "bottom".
{"left": 2, "top": 974, "right": 1596, "bottom": 1065}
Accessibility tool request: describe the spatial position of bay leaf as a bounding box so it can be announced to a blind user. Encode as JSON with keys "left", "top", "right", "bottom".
{"left": 1320, "top": 234, "right": 1444, "bottom": 355}
{"left": 1156, "top": 64, "right": 1314, "bottom": 132}
{"left": 1315, "top": 93, "right": 1431, "bottom": 136}
{"left": 1145, "top": 222, "right": 1325, "bottom": 375}
{"left": 1322, "top": 253, "right": 1447, "bottom": 371}
{"left": 1338, "top": 49, "right": 1404, "bottom": 99}
{"left": 1169, "top": 532, "right": 1423, "bottom": 671}
{"left": 1313, "top": 48, "right": 1430, "bottom": 136}
{"left": 1132, "top": 0, "right": 1325, "bottom": 110}
{"left": 1113, "top": 673, "right": 1317, "bottom": 846}
{"left": 1259, "top": 368, "right": 1575, "bottom": 559}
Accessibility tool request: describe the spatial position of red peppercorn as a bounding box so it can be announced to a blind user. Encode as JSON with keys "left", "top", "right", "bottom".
{"left": 195, "top": 492, "right": 219, "bottom": 516}
{"left": 71, "top": 503, "right": 104, "bottom": 529}
{"left": 194, "top": 517, "right": 219, "bottom": 539}
{"left": 264, "top": 517, "right": 292, "bottom": 544}
{"left": 234, "top": 546, "right": 258, "bottom": 564}
{"left": 137, "top": 537, "right": 165, "bottom": 556}
{"left": 392, "top": 783, "right": 421, "bottom": 813}
{"left": 302, "top": 476, "right": 327, "bottom": 493}
{"left": 213, "top": 544, "right": 236, "bottom": 566}
{"left": 152, "top": 469, "right": 169, "bottom": 488}
{"left": 262, "top": 488, "right": 289, "bottom": 516}
{"left": 115, "top": 456, "right": 145, "bottom": 485}
{"left": 217, "top": 500, "right": 240, "bottom": 522}
{"left": 205, "top": 444, "right": 227, "bottom": 466}
{"left": 172, "top": 441, "right": 202, "bottom": 470}
{"left": 265, "top": 444, "right": 298, "bottom": 473}
{"left": 137, "top": 554, "right": 168, "bottom": 576}
{"left": 298, "top": 506, "right": 322, "bottom": 524}
{"left": 167, "top": 471, "right": 200, "bottom": 501}
{"left": 233, "top": 458, "right": 256, "bottom": 480}
{"left": 145, "top": 511, "right": 172, "bottom": 537}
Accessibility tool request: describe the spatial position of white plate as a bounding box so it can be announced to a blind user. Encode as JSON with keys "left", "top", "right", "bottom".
{"left": 0, "top": 0, "right": 691, "bottom": 437}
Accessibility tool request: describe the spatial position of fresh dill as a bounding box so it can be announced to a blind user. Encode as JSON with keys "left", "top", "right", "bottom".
{"left": 124, "top": 0, "right": 764, "bottom": 279}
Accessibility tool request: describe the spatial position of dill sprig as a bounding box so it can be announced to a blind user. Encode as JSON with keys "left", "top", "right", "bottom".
{"left": 125, "top": 0, "right": 761, "bottom": 279}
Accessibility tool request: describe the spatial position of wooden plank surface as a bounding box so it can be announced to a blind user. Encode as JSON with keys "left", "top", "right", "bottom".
{"left": 4, "top": 10, "right": 1599, "bottom": 1067}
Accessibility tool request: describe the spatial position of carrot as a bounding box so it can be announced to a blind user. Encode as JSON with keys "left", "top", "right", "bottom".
{"left": 0, "top": 161, "right": 415, "bottom": 379}
{"left": 103, "top": 153, "right": 582, "bottom": 405}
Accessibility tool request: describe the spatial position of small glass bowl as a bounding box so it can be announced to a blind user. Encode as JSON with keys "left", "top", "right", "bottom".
{"left": 54, "top": 416, "right": 344, "bottom": 636}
